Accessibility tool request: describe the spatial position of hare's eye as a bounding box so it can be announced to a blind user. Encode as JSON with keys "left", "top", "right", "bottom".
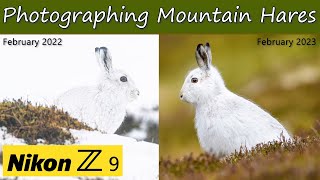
{"left": 191, "top": 77, "right": 198, "bottom": 83}
{"left": 120, "top": 76, "right": 127, "bottom": 82}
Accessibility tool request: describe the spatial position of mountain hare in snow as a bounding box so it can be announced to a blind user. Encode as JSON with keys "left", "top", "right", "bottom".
{"left": 56, "top": 47, "right": 139, "bottom": 133}
{"left": 180, "top": 43, "right": 291, "bottom": 158}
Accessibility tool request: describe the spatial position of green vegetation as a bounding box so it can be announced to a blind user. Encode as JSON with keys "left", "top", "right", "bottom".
{"left": 160, "top": 123, "right": 320, "bottom": 179}
{"left": 0, "top": 99, "right": 92, "bottom": 145}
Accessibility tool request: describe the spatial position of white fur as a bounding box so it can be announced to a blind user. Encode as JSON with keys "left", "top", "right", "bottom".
{"left": 55, "top": 47, "right": 139, "bottom": 134}
{"left": 180, "top": 43, "right": 291, "bottom": 158}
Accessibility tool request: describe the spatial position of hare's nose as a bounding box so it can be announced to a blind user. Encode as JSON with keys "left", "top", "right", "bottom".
{"left": 133, "top": 89, "right": 140, "bottom": 96}
{"left": 180, "top": 93, "right": 183, "bottom": 99}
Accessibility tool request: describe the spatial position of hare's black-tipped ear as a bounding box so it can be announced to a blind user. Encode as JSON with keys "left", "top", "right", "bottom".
{"left": 204, "top": 42, "right": 212, "bottom": 65}
{"left": 95, "top": 47, "right": 112, "bottom": 74}
{"left": 195, "top": 43, "right": 210, "bottom": 71}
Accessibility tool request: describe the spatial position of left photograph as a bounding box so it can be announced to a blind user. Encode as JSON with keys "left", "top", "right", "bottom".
{"left": 0, "top": 35, "right": 159, "bottom": 179}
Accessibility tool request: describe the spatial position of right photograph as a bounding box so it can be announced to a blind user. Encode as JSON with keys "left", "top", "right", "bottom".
{"left": 160, "top": 35, "right": 320, "bottom": 179}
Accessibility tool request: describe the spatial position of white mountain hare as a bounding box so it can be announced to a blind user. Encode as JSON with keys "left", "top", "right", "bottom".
{"left": 56, "top": 47, "right": 139, "bottom": 133}
{"left": 180, "top": 43, "right": 291, "bottom": 158}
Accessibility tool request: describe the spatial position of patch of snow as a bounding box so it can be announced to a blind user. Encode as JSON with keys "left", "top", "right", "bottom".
{"left": 0, "top": 168, "right": 80, "bottom": 180}
{"left": 125, "top": 129, "right": 147, "bottom": 140}
{"left": 0, "top": 129, "right": 158, "bottom": 180}
{"left": 36, "top": 139, "right": 46, "bottom": 144}
{"left": 70, "top": 129, "right": 137, "bottom": 144}
{"left": 70, "top": 129, "right": 159, "bottom": 180}
{"left": 0, "top": 127, "right": 26, "bottom": 153}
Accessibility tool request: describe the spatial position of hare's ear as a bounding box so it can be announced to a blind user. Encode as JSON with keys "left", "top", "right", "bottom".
{"left": 95, "top": 47, "right": 113, "bottom": 74}
{"left": 195, "top": 44, "right": 211, "bottom": 71}
{"left": 204, "top": 42, "right": 212, "bottom": 64}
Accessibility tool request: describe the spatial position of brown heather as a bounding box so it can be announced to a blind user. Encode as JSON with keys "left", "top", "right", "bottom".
{"left": 160, "top": 121, "right": 320, "bottom": 180}
{"left": 1, "top": 100, "right": 320, "bottom": 179}
{"left": 0, "top": 99, "right": 92, "bottom": 145}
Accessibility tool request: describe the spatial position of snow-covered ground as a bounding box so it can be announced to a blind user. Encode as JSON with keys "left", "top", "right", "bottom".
{"left": 71, "top": 130, "right": 159, "bottom": 180}
{"left": 0, "top": 129, "right": 159, "bottom": 180}
{"left": 0, "top": 127, "right": 26, "bottom": 148}
{"left": 0, "top": 35, "right": 159, "bottom": 179}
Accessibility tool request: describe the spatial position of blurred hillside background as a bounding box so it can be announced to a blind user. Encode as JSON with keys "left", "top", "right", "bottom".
{"left": 160, "top": 34, "right": 320, "bottom": 158}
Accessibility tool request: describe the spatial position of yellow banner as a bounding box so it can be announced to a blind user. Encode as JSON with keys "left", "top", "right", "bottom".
{"left": 2, "top": 145, "right": 123, "bottom": 176}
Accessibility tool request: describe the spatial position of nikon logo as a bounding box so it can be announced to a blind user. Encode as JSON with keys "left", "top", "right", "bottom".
{"left": 2, "top": 145, "right": 123, "bottom": 176}
{"left": 8, "top": 154, "right": 71, "bottom": 172}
